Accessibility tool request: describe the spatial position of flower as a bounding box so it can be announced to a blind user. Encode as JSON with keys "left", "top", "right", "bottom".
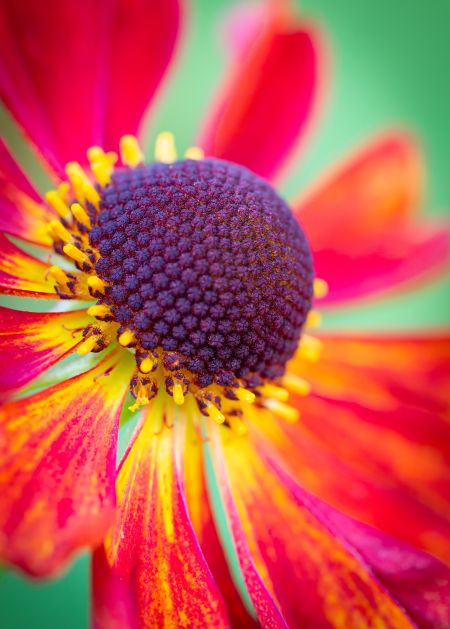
{"left": 1, "top": 0, "right": 449, "bottom": 627}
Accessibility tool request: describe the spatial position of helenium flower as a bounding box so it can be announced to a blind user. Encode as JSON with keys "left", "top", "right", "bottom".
{"left": 0, "top": 0, "right": 449, "bottom": 627}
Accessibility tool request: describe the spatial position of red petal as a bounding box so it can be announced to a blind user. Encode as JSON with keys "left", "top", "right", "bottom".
{"left": 312, "top": 224, "right": 450, "bottom": 305}
{"left": 0, "top": 350, "right": 133, "bottom": 576}
{"left": 0, "top": 233, "right": 57, "bottom": 298}
{"left": 292, "top": 133, "right": 450, "bottom": 304}
{"left": 295, "top": 133, "right": 423, "bottom": 254}
{"left": 276, "top": 333, "right": 450, "bottom": 562}
{"left": 198, "top": 5, "right": 321, "bottom": 180}
{"left": 306, "top": 332, "right": 450, "bottom": 416}
{"left": 92, "top": 418, "right": 229, "bottom": 628}
{"left": 309, "top": 496, "right": 450, "bottom": 629}
{"left": 0, "top": 0, "right": 180, "bottom": 175}
{"left": 102, "top": 0, "right": 180, "bottom": 157}
{"left": 0, "top": 307, "right": 91, "bottom": 396}
{"left": 211, "top": 428, "right": 449, "bottom": 627}
{"left": 0, "top": 139, "right": 54, "bottom": 245}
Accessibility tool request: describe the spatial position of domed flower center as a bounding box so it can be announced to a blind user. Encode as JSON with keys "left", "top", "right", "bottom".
{"left": 45, "top": 135, "right": 318, "bottom": 424}
{"left": 90, "top": 158, "right": 313, "bottom": 387}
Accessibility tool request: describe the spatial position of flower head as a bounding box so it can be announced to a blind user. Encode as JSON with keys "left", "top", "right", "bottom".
{"left": 1, "top": 0, "right": 450, "bottom": 627}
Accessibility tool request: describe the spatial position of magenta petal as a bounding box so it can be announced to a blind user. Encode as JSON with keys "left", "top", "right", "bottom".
{"left": 218, "top": 3, "right": 267, "bottom": 59}
{"left": 198, "top": 6, "right": 321, "bottom": 181}
{"left": 0, "top": 0, "right": 180, "bottom": 175}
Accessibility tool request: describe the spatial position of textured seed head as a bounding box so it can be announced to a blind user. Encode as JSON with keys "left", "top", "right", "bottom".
{"left": 90, "top": 158, "right": 314, "bottom": 387}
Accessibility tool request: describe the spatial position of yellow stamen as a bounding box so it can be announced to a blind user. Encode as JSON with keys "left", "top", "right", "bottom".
{"left": 128, "top": 381, "right": 151, "bottom": 412}
{"left": 87, "top": 275, "right": 106, "bottom": 293}
{"left": 313, "top": 278, "right": 329, "bottom": 299}
{"left": 87, "top": 304, "right": 110, "bottom": 318}
{"left": 120, "top": 134, "right": 144, "bottom": 167}
{"left": 57, "top": 181, "right": 71, "bottom": 203}
{"left": 139, "top": 357, "right": 154, "bottom": 374}
{"left": 184, "top": 146, "right": 204, "bottom": 160}
{"left": 82, "top": 182, "right": 100, "bottom": 206}
{"left": 65, "top": 162, "right": 93, "bottom": 200}
{"left": 65, "top": 161, "right": 90, "bottom": 187}
{"left": 205, "top": 401, "right": 225, "bottom": 424}
{"left": 265, "top": 399, "right": 299, "bottom": 423}
{"left": 118, "top": 329, "right": 135, "bottom": 346}
{"left": 63, "top": 243, "right": 89, "bottom": 265}
{"left": 172, "top": 383, "right": 185, "bottom": 406}
{"left": 45, "top": 191, "right": 70, "bottom": 219}
{"left": 49, "top": 265, "right": 68, "bottom": 286}
{"left": 71, "top": 202, "right": 92, "bottom": 229}
{"left": 87, "top": 147, "right": 117, "bottom": 182}
{"left": 228, "top": 415, "right": 248, "bottom": 436}
{"left": 77, "top": 335, "right": 99, "bottom": 356}
{"left": 49, "top": 220, "right": 71, "bottom": 243}
{"left": 235, "top": 388, "right": 256, "bottom": 403}
{"left": 283, "top": 374, "right": 311, "bottom": 397}
{"left": 105, "top": 151, "right": 118, "bottom": 165}
{"left": 298, "top": 335, "right": 323, "bottom": 362}
{"left": 87, "top": 146, "right": 104, "bottom": 162}
{"left": 305, "top": 309, "right": 322, "bottom": 329}
{"left": 91, "top": 161, "right": 111, "bottom": 186}
{"left": 69, "top": 174, "right": 85, "bottom": 200}
{"left": 154, "top": 131, "right": 177, "bottom": 163}
{"left": 260, "top": 383, "right": 289, "bottom": 402}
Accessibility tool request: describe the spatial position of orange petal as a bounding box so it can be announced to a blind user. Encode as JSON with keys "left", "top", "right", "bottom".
{"left": 92, "top": 417, "right": 229, "bottom": 628}
{"left": 0, "top": 306, "right": 91, "bottom": 396}
{"left": 0, "top": 233, "right": 57, "bottom": 297}
{"left": 258, "top": 399, "right": 450, "bottom": 563}
{"left": 209, "top": 428, "right": 449, "bottom": 627}
{"left": 298, "top": 332, "right": 450, "bottom": 417}
{"left": 276, "top": 333, "right": 450, "bottom": 562}
{"left": 0, "top": 350, "right": 133, "bottom": 576}
{"left": 0, "top": 139, "right": 54, "bottom": 245}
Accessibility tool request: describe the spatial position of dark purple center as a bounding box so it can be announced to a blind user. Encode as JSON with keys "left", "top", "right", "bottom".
{"left": 89, "top": 158, "right": 313, "bottom": 386}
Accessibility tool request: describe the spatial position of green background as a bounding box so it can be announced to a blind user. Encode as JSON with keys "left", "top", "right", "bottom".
{"left": 1, "top": 0, "right": 449, "bottom": 627}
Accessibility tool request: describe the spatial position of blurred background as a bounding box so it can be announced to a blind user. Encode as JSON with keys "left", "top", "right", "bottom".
{"left": 1, "top": 0, "right": 449, "bottom": 626}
